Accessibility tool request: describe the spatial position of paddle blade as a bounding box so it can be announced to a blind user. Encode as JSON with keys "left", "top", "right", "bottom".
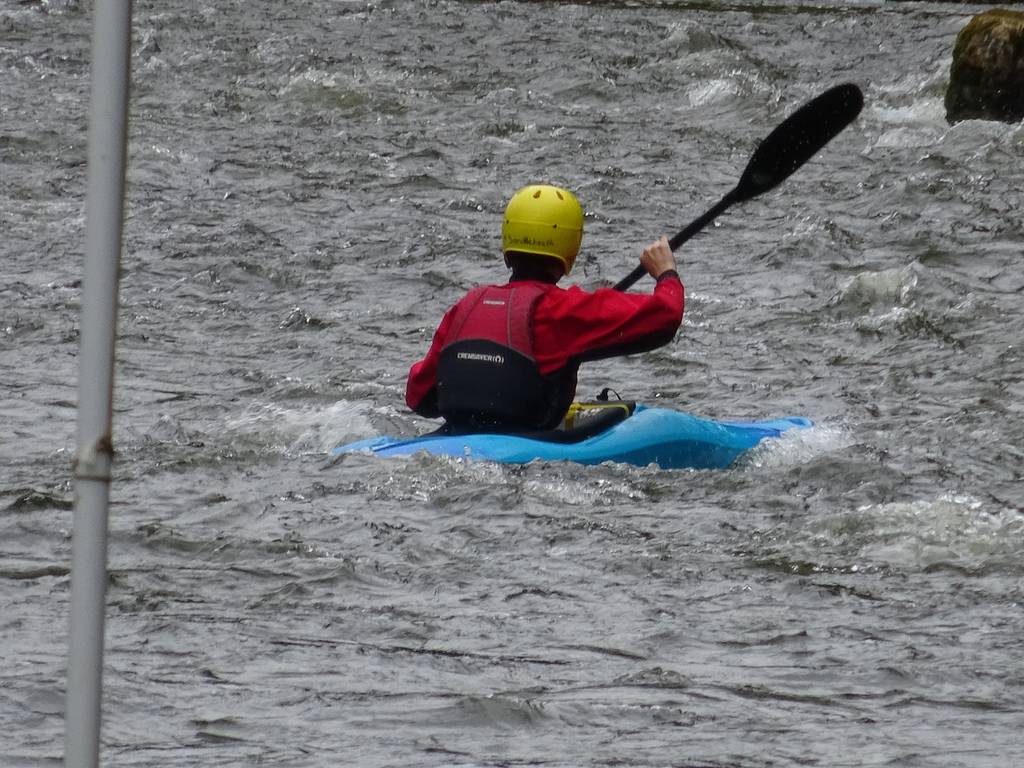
{"left": 735, "top": 82, "right": 864, "bottom": 202}
{"left": 614, "top": 83, "right": 864, "bottom": 292}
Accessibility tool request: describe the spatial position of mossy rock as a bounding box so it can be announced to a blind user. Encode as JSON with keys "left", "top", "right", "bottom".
{"left": 945, "top": 8, "right": 1024, "bottom": 124}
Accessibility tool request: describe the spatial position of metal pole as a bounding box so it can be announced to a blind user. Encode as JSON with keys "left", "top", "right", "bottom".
{"left": 66, "top": 2, "right": 133, "bottom": 767}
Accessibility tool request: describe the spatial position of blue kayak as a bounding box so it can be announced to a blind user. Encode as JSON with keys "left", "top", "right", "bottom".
{"left": 332, "top": 404, "right": 813, "bottom": 470}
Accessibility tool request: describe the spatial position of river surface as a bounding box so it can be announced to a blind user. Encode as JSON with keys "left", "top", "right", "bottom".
{"left": 3, "top": 1, "right": 1023, "bottom": 766}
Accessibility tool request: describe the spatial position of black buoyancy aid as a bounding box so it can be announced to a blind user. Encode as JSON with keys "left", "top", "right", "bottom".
{"left": 436, "top": 283, "right": 563, "bottom": 430}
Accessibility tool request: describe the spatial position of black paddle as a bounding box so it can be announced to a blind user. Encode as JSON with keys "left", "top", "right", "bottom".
{"left": 614, "top": 82, "right": 864, "bottom": 292}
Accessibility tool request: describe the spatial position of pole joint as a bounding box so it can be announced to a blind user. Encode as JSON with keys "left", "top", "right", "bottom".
{"left": 73, "top": 436, "right": 114, "bottom": 482}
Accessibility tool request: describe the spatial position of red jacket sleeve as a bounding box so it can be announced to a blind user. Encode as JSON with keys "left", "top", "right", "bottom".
{"left": 532, "top": 272, "right": 684, "bottom": 374}
{"left": 405, "top": 304, "right": 458, "bottom": 417}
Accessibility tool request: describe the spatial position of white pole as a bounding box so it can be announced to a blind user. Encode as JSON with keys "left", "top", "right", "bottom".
{"left": 66, "top": 2, "right": 133, "bottom": 767}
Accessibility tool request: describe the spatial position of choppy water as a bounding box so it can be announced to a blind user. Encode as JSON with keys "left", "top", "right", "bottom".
{"left": 3, "top": 1, "right": 1023, "bottom": 766}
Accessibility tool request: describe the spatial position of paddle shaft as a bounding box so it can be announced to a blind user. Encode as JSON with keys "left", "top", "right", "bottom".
{"left": 613, "top": 190, "right": 737, "bottom": 292}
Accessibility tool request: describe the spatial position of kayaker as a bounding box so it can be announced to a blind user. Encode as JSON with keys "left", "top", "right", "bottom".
{"left": 406, "top": 183, "right": 684, "bottom": 432}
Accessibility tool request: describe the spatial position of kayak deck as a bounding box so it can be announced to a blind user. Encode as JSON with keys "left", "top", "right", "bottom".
{"left": 332, "top": 405, "right": 813, "bottom": 470}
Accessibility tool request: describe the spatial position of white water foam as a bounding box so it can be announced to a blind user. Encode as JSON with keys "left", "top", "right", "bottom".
{"left": 739, "top": 422, "right": 854, "bottom": 471}
{"left": 223, "top": 399, "right": 380, "bottom": 454}
{"left": 852, "top": 494, "right": 1024, "bottom": 573}
{"left": 778, "top": 494, "right": 1024, "bottom": 575}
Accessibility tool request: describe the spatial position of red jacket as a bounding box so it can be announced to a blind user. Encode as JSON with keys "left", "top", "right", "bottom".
{"left": 406, "top": 271, "right": 684, "bottom": 422}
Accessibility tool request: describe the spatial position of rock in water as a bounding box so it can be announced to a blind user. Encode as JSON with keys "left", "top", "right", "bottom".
{"left": 945, "top": 8, "right": 1024, "bottom": 124}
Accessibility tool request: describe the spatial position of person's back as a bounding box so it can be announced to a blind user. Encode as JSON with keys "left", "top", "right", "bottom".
{"left": 406, "top": 184, "right": 684, "bottom": 432}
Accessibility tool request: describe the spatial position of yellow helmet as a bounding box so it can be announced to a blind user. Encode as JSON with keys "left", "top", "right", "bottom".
{"left": 502, "top": 184, "right": 584, "bottom": 275}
